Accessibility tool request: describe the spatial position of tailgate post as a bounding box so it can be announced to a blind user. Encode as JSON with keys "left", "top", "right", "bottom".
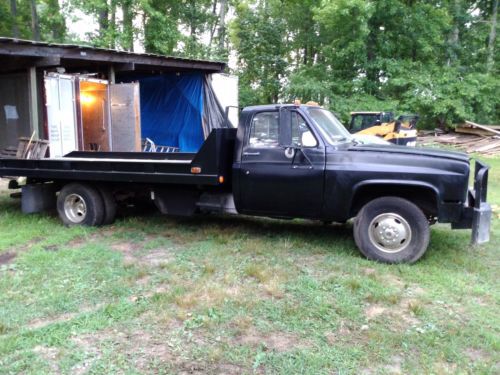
{"left": 471, "top": 160, "right": 491, "bottom": 245}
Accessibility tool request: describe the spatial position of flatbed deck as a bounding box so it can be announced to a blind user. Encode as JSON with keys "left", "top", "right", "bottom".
{"left": 0, "top": 128, "right": 236, "bottom": 186}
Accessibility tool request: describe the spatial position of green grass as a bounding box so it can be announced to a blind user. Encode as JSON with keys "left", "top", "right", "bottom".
{"left": 0, "top": 156, "right": 499, "bottom": 374}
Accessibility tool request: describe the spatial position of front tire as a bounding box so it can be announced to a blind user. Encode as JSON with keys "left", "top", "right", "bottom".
{"left": 353, "top": 197, "right": 430, "bottom": 263}
{"left": 57, "top": 183, "right": 105, "bottom": 226}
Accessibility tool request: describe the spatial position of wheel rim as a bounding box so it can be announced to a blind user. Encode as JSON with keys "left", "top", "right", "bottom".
{"left": 64, "top": 194, "right": 87, "bottom": 223}
{"left": 368, "top": 213, "right": 412, "bottom": 253}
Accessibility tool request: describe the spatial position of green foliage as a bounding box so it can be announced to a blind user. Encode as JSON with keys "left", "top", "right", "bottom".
{"left": 0, "top": 0, "right": 497, "bottom": 127}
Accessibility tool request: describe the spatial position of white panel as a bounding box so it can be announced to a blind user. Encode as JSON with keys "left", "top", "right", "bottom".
{"left": 44, "top": 75, "right": 78, "bottom": 158}
{"left": 110, "top": 83, "right": 141, "bottom": 152}
{"left": 211, "top": 73, "right": 239, "bottom": 127}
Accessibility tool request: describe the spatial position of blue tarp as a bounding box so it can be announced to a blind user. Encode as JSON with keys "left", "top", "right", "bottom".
{"left": 138, "top": 73, "right": 204, "bottom": 152}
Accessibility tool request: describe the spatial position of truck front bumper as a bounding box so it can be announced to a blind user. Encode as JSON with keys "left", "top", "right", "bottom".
{"left": 451, "top": 160, "right": 491, "bottom": 244}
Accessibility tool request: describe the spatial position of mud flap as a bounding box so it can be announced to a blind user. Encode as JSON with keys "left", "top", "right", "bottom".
{"left": 471, "top": 202, "right": 491, "bottom": 245}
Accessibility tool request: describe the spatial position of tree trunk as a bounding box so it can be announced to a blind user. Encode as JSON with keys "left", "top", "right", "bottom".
{"left": 98, "top": 2, "right": 109, "bottom": 44}
{"left": 110, "top": 0, "right": 116, "bottom": 49}
{"left": 47, "top": 0, "right": 64, "bottom": 41}
{"left": 487, "top": 0, "right": 498, "bottom": 73}
{"left": 30, "top": 0, "right": 40, "bottom": 41}
{"left": 447, "top": 0, "right": 461, "bottom": 65}
{"left": 209, "top": 0, "right": 218, "bottom": 45}
{"left": 122, "top": 0, "right": 134, "bottom": 51}
{"left": 10, "top": 0, "right": 19, "bottom": 38}
{"left": 218, "top": 0, "right": 227, "bottom": 51}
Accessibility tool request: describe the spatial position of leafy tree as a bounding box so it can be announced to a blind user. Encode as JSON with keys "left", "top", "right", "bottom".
{"left": 230, "top": 0, "right": 288, "bottom": 105}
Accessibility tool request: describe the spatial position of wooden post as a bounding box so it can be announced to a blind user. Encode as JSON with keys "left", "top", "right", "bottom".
{"left": 108, "top": 65, "right": 116, "bottom": 83}
{"left": 28, "top": 66, "right": 39, "bottom": 138}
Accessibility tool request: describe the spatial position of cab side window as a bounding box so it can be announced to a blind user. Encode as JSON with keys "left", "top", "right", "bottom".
{"left": 291, "top": 111, "right": 317, "bottom": 147}
{"left": 249, "top": 111, "right": 279, "bottom": 148}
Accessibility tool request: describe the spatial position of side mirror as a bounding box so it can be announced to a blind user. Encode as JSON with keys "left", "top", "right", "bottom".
{"left": 301, "top": 131, "right": 317, "bottom": 147}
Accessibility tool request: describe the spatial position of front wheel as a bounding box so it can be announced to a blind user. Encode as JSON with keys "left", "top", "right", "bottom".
{"left": 353, "top": 197, "right": 430, "bottom": 263}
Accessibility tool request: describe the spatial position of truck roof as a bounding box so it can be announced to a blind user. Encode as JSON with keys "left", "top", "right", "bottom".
{"left": 243, "top": 104, "right": 321, "bottom": 112}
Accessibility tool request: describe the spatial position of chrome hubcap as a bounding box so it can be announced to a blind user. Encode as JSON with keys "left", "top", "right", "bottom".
{"left": 368, "top": 213, "right": 411, "bottom": 253}
{"left": 64, "top": 194, "right": 87, "bottom": 223}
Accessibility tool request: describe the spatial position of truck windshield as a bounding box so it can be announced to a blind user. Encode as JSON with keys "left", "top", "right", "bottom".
{"left": 305, "top": 107, "right": 352, "bottom": 145}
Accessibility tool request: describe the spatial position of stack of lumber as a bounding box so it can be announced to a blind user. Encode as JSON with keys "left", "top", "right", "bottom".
{"left": 418, "top": 121, "right": 500, "bottom": 156}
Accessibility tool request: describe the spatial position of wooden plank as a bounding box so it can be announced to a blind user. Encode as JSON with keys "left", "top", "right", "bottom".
{"left": 455, "top": 126, "right": 493, "bottom": 137}
{"left": 471, "top": 140, "right": 500, "bottom": 153}
{"left": 464, "top": 121, "right": 500, "bottom": 135}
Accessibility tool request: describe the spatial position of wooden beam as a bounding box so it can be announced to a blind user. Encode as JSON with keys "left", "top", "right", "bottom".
{"left": 0, "top": 43, "right": 226, "bottom": 72}
{"left": 114, "top": 62, "right": 135, "bottom": 72}
{"left": 34, "top": 55, "right": 60, "bottom": 67}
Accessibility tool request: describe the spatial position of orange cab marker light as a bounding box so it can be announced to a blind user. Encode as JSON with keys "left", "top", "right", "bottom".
{"left": 219, "top": 176, "right": 224, "bottom": 184}
{"left": 191, "top": 167, "right": 201, "bottom": 174}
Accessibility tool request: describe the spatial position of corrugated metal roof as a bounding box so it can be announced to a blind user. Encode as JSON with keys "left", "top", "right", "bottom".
{"left": 0, "top": 37, "right": 226, "bottom": 71}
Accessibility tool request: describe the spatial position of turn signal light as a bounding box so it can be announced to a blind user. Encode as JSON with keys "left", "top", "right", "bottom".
{"left": 191, "top": 167, "right": 202, "bottom": 174}
{"left": 219, "top": 176, "right": 224, "bottom": 183}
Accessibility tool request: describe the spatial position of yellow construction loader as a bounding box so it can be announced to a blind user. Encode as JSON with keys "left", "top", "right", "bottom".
{"left": 348, "top": 111, "right": 418, "bottom": 146}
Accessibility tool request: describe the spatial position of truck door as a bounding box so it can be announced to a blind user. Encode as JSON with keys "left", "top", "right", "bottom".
{"left": 238, "top": 108, "right": 326, "bottom": 218}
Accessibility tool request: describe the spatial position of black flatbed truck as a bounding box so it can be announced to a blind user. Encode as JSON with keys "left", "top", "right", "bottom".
{"left": 0, "top": 104, "right": 491, "bottom": 263}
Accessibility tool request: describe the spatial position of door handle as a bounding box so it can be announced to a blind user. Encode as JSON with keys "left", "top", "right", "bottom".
{"left": 243, "top": 151, "right": 260, "bottom": 156}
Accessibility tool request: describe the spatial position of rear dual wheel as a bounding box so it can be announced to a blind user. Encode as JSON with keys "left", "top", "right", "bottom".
{"left": 353, "top": 197, "right": 430, "bottom": 264}
{"left": 57, "top": 183, "right": 117, "bottom": 226}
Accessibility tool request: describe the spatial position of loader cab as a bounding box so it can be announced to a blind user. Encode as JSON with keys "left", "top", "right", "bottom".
{"left": 348, "top": 111, "right": 394, "bottom": 133}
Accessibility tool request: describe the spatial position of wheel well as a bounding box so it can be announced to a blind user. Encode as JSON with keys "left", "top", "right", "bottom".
{"left": 350, "top": 184, "right": 438, "bottom": 218}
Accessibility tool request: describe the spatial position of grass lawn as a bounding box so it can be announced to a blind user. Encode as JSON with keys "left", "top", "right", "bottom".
{"left": 0, "top": 156, "right": 498, "bottom": 374}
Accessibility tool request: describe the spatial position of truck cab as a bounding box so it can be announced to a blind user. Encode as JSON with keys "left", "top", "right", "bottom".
{"left": 230, "top": 104, "right": 491, "bottom": 263}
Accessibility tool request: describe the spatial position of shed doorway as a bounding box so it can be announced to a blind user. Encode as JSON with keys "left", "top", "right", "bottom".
{"left": 79, "top": 79, "right": 110, "bottom": 152}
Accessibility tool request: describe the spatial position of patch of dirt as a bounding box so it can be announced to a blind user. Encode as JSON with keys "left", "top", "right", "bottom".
{"left": 362, "top": 267, "right": 377, "bottom": 276}
{"left": 111, "top": 241, "right": 174, "bottom": 268}
{"left": 177, "top": 362, "right": 245, "bottom": 375}
{"left": 432, "top": 362, "right": 458, "bottom": 373}
{"left": 361, "top": 355, "right": 404, "bottom": 375}
{"left": 382, "top": 274, "right": 406, "bottom": 288}
{"left": 27, "top": 304, "right": 104, "bottom": 330}
{"left": 0, "top": 251, "right": 16, "bottom": 265}
{"left": 72, "top": 328, "right": 173, "bottom": 371}
{"left": 33, "top": 345, "right": 61, "bottom": 374}
{"left": 365, "top": 305, "right": 387, "bottom": 320}
{"left": 128, "top": 283, "right": 170, "bottom": 302}
{"left": 464, "top": 347, "right": 490, "bottom": 362}
{"left": 70, "top": 320, "right": 244, "bottom": 373}
{"left": 233, "top": 327, "right": 311, "bottom": 352}
{"left": 324, "top": 320, "right": 353, "bottom": 345}
{"left": 384, "top": 355, "right": 403, "bottom": 374}
{"left": 364, "top": 284, "right": 425, "bottom": 328}
{"left": 43, "top": 245, "right": 59, "bottom": 252}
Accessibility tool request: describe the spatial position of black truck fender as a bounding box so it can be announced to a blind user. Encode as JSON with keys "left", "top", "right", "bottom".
{"left": 348, "top": 180, "right": 440, "bottom": 220}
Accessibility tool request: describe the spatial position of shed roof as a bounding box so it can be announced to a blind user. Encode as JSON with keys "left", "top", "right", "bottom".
{"left": 0, "top": 38, "right": 226, "bottom": 74}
